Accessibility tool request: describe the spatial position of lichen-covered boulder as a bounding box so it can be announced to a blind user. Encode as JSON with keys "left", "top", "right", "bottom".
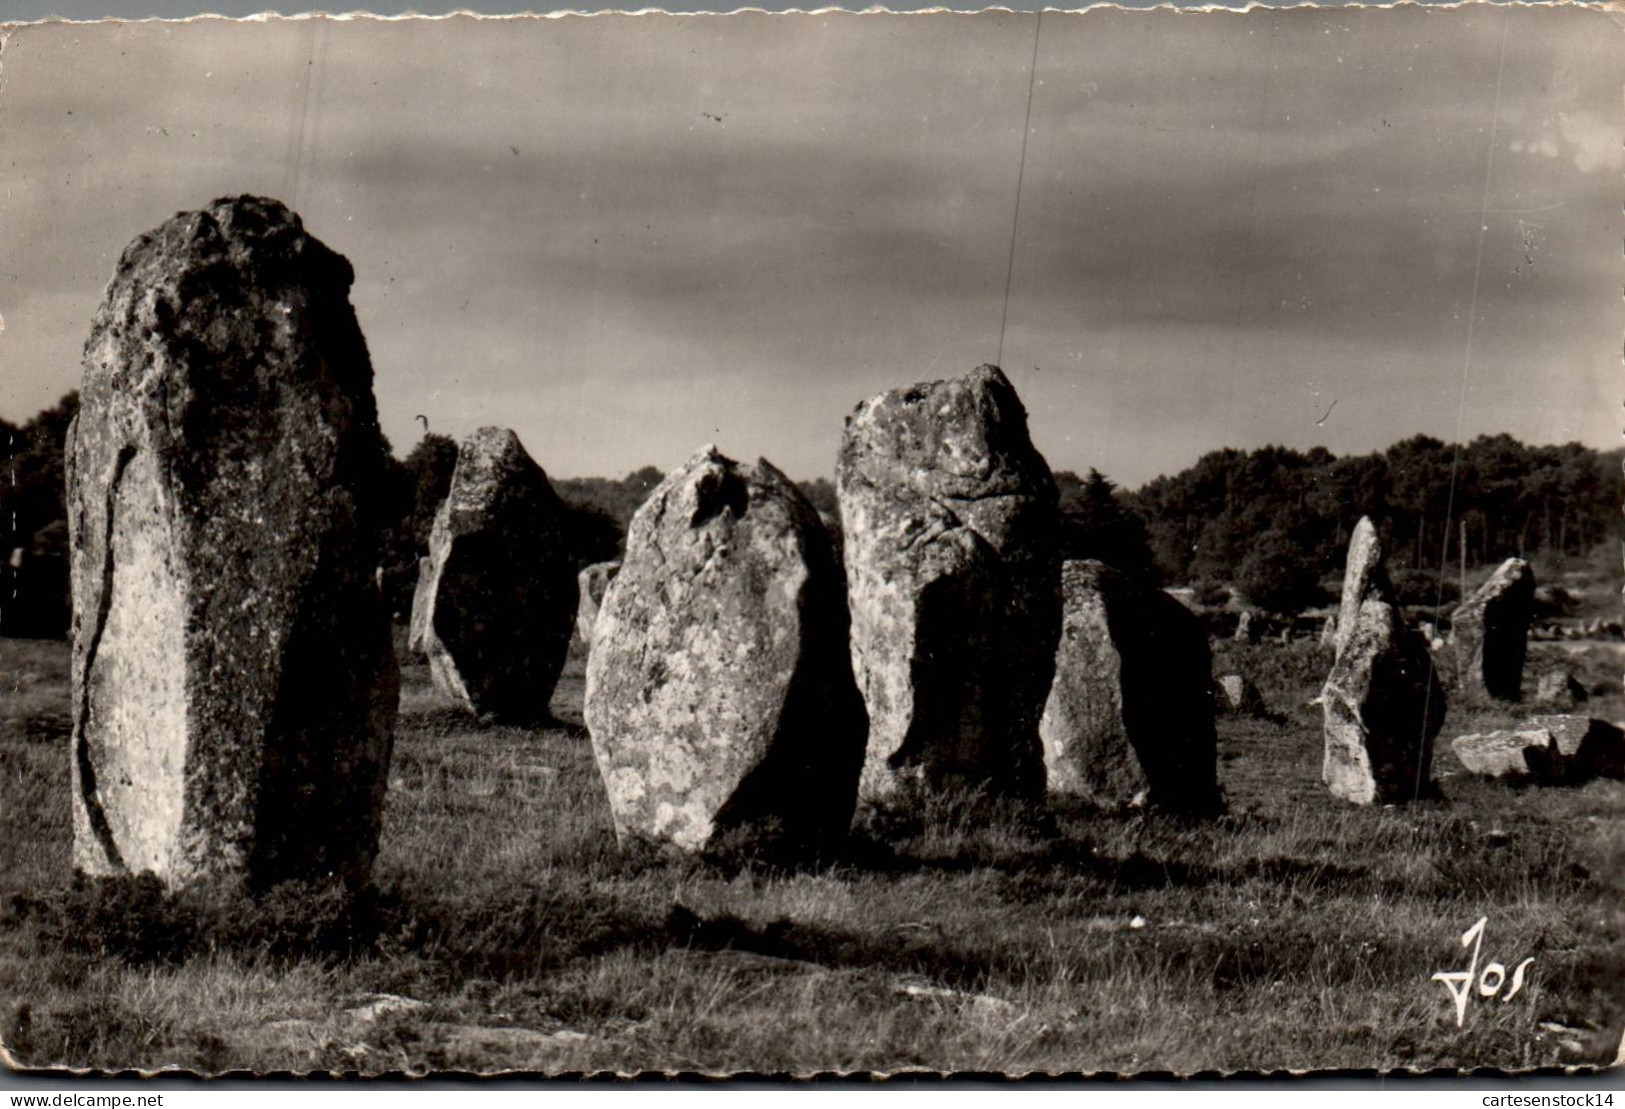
{"left": 1452, "top": 558, "right": 1535, "bottom": 701}
{"left": 1321, "top": 517, "right": 1445, "bottom": 804}
{"left": 68, "top": 196, "right": 398, "bottom": 891}
{"left": 1451, "top": 729, "right": 1561, "bottom": 782}
{"left": 1039, "top": 561, "right": 1220, "bottom": 813}
{"left": 584, "top": 446, "right": 865, "bottom": 856}
{"left": 414, "top": 427, "right": 578, "bottom": 722}
{"left": 836, "top": 365, "right": 1060, "bottom": 804}
{"left": 575, "top": 560, "right": 621, "bottom": 650}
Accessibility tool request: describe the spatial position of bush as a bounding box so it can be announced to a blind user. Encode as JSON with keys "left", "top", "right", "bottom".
{"left": 1234, "top": 529, "right": 1324, "bottom": 614}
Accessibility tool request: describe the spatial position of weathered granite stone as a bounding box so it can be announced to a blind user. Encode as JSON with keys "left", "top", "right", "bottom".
{"left": 68, "top": 196, "right": 398, "bottom": 891}
{"left": 1451, "top": 729, "right": 1560, "bottom": 781}
{"left": 1527, "top": 715, "right": 1625, "bottom": 782}
{"left": 1321, "top": 517, "right": 1445, "bottom": 804}
{"left": 414, "top": 427, "right": 578, "bottom": 722}
{"left": 584, "top": 446, "right": 865, "bottom": 855}
{"left": 835, "top": 365, "right": 1060, "bottom": 803}
{"left": 575, "top": 561, "right": 621, "bottom": 650}
{"left": 1452, "top": 558, "right": 1535, "bottom": 701}
{"left": 1039, "top": 560, "right": 1219, "bottom": 813}
{"left": 1215, "top": 673, "right": 1268, "bottom": 718}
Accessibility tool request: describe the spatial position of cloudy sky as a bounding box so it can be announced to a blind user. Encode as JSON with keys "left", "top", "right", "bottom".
{"left": 1, "top": 7, "right": 1619, "bottom": 486}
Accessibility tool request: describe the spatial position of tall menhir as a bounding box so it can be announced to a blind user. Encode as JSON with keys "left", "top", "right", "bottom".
{"left": 836, "top": 365, "right": 1061, "bottom": 804}
{"left": 67, "top": 196, "right": 399, "bottom": 892}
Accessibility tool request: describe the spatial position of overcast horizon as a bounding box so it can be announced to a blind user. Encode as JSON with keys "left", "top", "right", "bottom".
{"left": 1, "top": 6, "right": 1619, "bottom": 489}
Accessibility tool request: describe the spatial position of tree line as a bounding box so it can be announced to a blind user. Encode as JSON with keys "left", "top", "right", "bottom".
{"left": 1125, "top": 435, "right": 1623, "bottom": 612}
{"left": 2, "top": 391, "right": 1619, "bottom": 635}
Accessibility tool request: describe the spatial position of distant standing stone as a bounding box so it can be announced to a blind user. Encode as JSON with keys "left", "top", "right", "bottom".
{"left": 575, "top": 561, "right": 621, "bottom": 650}
{"left": 1452, "top": 558, "right": 1535, "bottom": 701}
{"left": 414, "top": 427, "right": 578, "bottom": 722}
{"left": 1233, "top": 610, "right": 1256, "bottom": 643}
{"left": 1321, "top": 517, "right": 1445, "bottom": 804}
{"left": 1215, "top": 672, "right": 1268, "bottom": 718}
{"left": 1040, "top": 561, "right": 1220, "bottom": 814}
{"left": 836, "top": 365, "right": 1060, "bottom": 803}
{"left": 585, "top": 447, "right": 866, "bottom": 855}
{"left": 1319, "top": 614, "right": 1337, "bottom": 647}
{"left": 1534, "top": 670, "right": 1588, "bottom": 709}
{"left": 68, "top": 196, "right": 398, "bottom": 890}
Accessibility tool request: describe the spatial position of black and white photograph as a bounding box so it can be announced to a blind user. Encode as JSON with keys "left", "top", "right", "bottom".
{"left": 0, "top": 2, "right": 1621, "bottom": 1079}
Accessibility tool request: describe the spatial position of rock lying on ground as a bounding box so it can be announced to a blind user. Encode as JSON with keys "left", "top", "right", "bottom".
{"left": 1452, "top": 715, "right": 1625, "bottom": 785}
{"left": 1321, "top": 516, "right": 1445, "bottom": 805}
{"left": 574, "top": 560, "right": 621, "bottom": 650}
{"left": 411, "top": 427, "right": 578, "bottom": 723}
{"left": 585, "top": 446, "right": 866, "bottom": 857}
{"left": 836, "top": 365, "right": 1060, "bottom": 805}
{"left": 68, "top": 195, "right": 398, "bottom": 891}
{"left": 1452, "top": 558, "right": 1535, "bottom": 701}
{"left": 1040, "top": 560, "right": 1220, "bottom": 814}
{"left": 1451, "top": 729, "right": 1563, "bottom": 782}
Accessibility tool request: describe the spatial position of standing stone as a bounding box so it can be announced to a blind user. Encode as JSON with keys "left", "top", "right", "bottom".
{"left": 575, "top": 561, "right": 621, "bottom": 650}
{"left": 1526, "top": 715, "right": 1625, "bottom": 782}
{"left": 68, "top": 196, "right": 397, "bottom": 891}
{"left": 414, "top": 427, "right": 578, "bottom": 722}
{"left": 1319, "top": 614, "right": 1338, "bottom": 647}
{"left": 1215, "top": 672, "right": 1268, "bottom": 718}
{"left": 1333, "top": 517, "right": 1387, "bottom": 656}
{"left": 1233, "top": 610, "right": 1256, "bottom": 643}
{"left": 1321, "top": 517, "right": 1445, "bottom": 804}
{"left": 836, "top": 365, "right": 1060, "bottom": 803}
{"left": 407, "top": 556, "right": 434, "bottom": 657}
{"left": 1040, "top": 560, "right": 1220, "bottom": 813}
{"left": 1452, "top": 558, "right": 1535, "bottom": 701}
{"left": 585, "top": 447, "right": 865, "bottom": 855}
{"left": 1534, "top": 670, "right": 1588, "bottom": 709}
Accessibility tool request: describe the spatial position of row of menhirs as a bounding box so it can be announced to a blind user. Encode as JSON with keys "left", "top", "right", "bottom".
{"left": 65, "top": 197, "right": 1618, "bottom": 895}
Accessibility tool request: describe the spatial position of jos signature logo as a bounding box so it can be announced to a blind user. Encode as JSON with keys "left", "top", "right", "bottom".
{"left": 1432, "top": 916, "right": 1535, "bottom": 1027}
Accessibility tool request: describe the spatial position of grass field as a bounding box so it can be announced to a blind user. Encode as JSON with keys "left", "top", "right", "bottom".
{"left": 2, "top": 629, "right": 1622, "bottom": 1076}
